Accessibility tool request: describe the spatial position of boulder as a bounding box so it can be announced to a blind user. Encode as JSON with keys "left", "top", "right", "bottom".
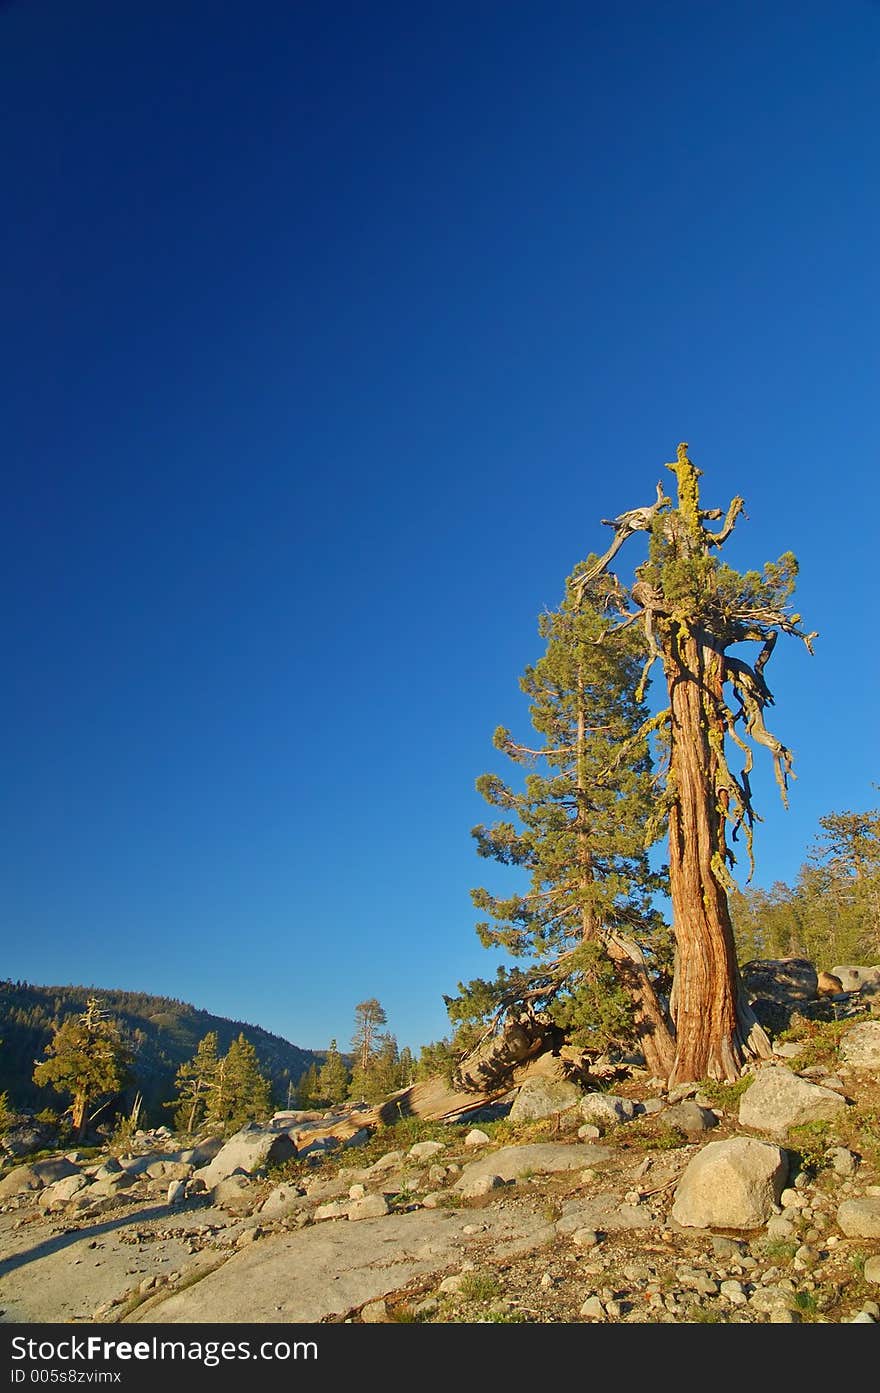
{"left": 367, "top": 1151, "right": 405, "bottom": 1174}
{"left": 464, "top": 1130, "right": 490, "bottom": 1148}
{"left": 839, "top": 1021, "right": 880, "bottom": 1069}
{"left": 0, "top": 1165, "right": 45, "bottom": 1198}
{"left": 741, "top": 958, "right": 820, "bottom": 1033}
{"left": 37, "top": 1174, "right": 89, "bottom": 1208}
{"left": 189, "top": 1136, "right": 225, "bottom": 1167}
{"left": 579, "top": 1094, "right": 635, "bottom": 1128}
{"left": 145, "top": 1160, "right": 192, "bottom": 1181}
{"left": 737, "top": 1066, "right": 847, "bottom": 1140}
{"left": 663, "top": 1101, "right": 719, "bottom": 1136}
{"left": 347, "top": 1194, "right": 390, "bottom": 1221}
{"left": 741, "top": 957, "right": 819, "bottom": 1003}
{"left": 671, "top": 1137, "right": 788, "bottom": 1230}
{"left": 0, "top": 1156, "right": 80, "bottom": 1197}
{"left": 194, "top": 1124, "right": 297, "bottom": 1187}
{"left": 454, "top": 1142, "right": 611, "bottom": 1191}
{"left": 0, "top": 1119, "right": 58, "bottom": 1159}
{"left": 509, "top": 1076, "right": 583, "bottom": 1122}
{"left": 259, "top": 1183, "right": 306, "bottom": 1217}
{"left": 210, "top": 1175, "right": 254, "bottom": 1215}
{"left": 408, "top": 1141, "right": 445, "bottom": 1160}
{"left": 837, "top": 1197, "right": 880, "bottom": 1238}
{"left": 830, "top": 965, "right": 880, "bottom": 993}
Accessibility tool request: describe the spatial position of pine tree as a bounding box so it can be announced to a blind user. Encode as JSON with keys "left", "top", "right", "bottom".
{"left": 397, "top": 1045, "right": 415, "bottom": 1088}
{"left": 295, "top": 1063, "right": 321, "bottom": 1109}
{"left": 351, "top": 999, "right": 388, "bottom": 1073}
{"left": 454, "top": 562, "right": 674, "bottom": 1072}
{"left": 223, "top": 1034, "right": 272, "bottom": 1128}
{"left": 32, "top": 998, "right": 132, "bottom": 1140}
{"left": 317, "top": 1039, "right": 350, "bottom": 1105}
{"left": 165, "top": 1031, "right": 220, "bottom": 1134}
{"left": 576, "top": 442, "right": 816, "bottom": 1083}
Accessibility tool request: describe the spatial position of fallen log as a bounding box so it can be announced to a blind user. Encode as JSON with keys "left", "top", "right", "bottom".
{"left": 288, "top": 1016, "right": 562, "bottom": 1146}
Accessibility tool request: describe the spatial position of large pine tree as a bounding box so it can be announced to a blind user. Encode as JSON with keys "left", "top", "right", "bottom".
{"left": 32, "top": 998, "right": 132, "bottom": 1140}
{"left": 205, "top": 1034, "right": 272, "bottom": 1132}
{"left": 576, "top": 442, "right": 815, "bottom": 1083}
{"left": 318, "top": 1039, "right": 350, "bottom": 1105}
{"left": 165, "top": 1031, "right": 220, "bottom": 1134}
{"left": 456, "top": 563, "right": 675, "bottom": 1074}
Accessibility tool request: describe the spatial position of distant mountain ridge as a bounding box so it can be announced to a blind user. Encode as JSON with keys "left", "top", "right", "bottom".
{"left": 0, "top": 979, "right": 325, "bottom": 1125}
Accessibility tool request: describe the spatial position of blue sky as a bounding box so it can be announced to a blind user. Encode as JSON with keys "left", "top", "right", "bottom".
{"left": 2, "top": 1, "right": 878, "bottom": 1057}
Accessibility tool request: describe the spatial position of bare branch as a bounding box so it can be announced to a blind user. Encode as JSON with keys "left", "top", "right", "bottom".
{"left": 705, "top": 495, "right": 746, "bottom": 547}
{"left": 572, "top": 481, "right": 670, "bottom": 601}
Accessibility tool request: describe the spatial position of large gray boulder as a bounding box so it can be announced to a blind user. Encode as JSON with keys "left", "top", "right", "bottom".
{"left": 0, "top": 1156, "right": 80, "bottom": 1197}
{"left": 837, "top": 1198, "right": 880, "bottom": 1238}
{"left": 831, "top": 965, "right": 880, "bottom": 993}
{"left": 671, "top": 1137, "right": 788, "bottom": 1230}
{"left": 839, "top": 1021, "right": 880, "bottom": 1069}
{"left": 453, "top": 1142, "right": 611, "bottom": 1191}
{"left": 738, "top": 1065, "right": 847, "bottom": 1140}
{"left": 741, "top": 958, "right": 818, "bottom": 1004}
{"left": 37, "top": 1174, "right": 89, "bottom": 1209}
{"left": 579, "top": 1094, "right": 636, "bottom": 1128}
{"left": 0, "top": 1119, "right": 58, "bottom": 1159}
{"left": 741, "top": 957, "right": 821, "bottom": 1034}
{"left": 194, "top": 1123, "right": 297, "bottom": 1187}
{"left": 509, "top": 1076, "right": 583, "bottom": 1122}
{"left": 663, "top": 1101, "right": 719, "bottom": 1136}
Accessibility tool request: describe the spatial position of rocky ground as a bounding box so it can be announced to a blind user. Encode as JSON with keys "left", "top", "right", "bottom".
{"left": 2, "top": 1013, "right": 880, "bottom": 1327}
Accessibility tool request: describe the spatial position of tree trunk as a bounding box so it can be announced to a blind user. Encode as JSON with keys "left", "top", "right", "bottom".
{"left": 665, "top": 629, "right": 771, "bottom": 1085}
{"left": 72, "top": 1089, "right": 88, "bottom": 1142}
{"left": 604, "top": 932, "right": 676, "bottom": 1078}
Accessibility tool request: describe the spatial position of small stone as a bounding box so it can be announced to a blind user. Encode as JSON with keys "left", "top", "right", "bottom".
{"left": 462, "top": 1174, "right": 504, "bottom": 1197}
{"left": 314, "top": 1200, "right": 347, "bottom": 1221}
{"left": 464, "top": 1130, "right": 491, "bottom": 1148}
{"left": 850, "top": 1310, "right": 876, "bottom": 1323}
{"left": 719, "top": 1280, "right": 747, "bottom": 1305}
{"left": 577, "top": 1124, "right": 601, "bottom": 1141}
{"left": 360, "top": 1299, "right": 388, "bottom": 1323}
{"left": 580, "top": 1169, "right": 597, "bottom": 1183}
{"left": 579, "top": 1295, "right": 605, "bottom": 1319}
{"left": 439, "top": 1274, "right": 465, "bottom": 1294}
{"left": 540, "top": 1272, "right": 554, "bottom": 1289}
{"left": 348, "top": 1184, "right": 366, "bottom": 1199}
{"left": 572, "top": 1228, "right": 600, "bottom": 1248}
{"left": 863, "top": 1256, "right": 880, "bottom": 1285}
{"left": 604, "top": 1299, "right": 623, "bottom": 1318}
{"left": 408, "top": 1141, "right": 446, "bottom": 1160}
{"left": 347, "top": 1194, "right": 390, "bottom": 1221}
{"left": 794, "top": 1244, "right": 820, "bottom": 1269}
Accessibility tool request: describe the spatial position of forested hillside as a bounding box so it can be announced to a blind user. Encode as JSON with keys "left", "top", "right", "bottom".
{"left": 0, "top": 980, "right": 323, "bottom": 1125}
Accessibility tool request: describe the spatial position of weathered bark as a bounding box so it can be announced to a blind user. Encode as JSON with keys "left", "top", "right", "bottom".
{"left": 72, "top": 1090, "right": 88, "bottom": 1142}
{"left": 664, "top": 627, "right": 771, "bottom": 1084}
{"left": 452, "top": 1014, "right": 559, "bottom": 1093}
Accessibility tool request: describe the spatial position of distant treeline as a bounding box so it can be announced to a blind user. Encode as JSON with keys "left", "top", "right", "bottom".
{"left": 0, "top": 980, "right": 324, "bottom": 1125}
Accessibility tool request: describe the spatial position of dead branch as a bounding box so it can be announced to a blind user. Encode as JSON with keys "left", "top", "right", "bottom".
{"left": 573, "top": 481, "right": 670, "bottom": 601}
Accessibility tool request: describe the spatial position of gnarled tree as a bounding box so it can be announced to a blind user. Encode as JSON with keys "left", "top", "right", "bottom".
{"left": 576, "top": 443, "right": 816, "bottom": 1084}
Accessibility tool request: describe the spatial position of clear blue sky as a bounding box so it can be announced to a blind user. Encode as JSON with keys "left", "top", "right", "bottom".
{"left": 2, "top": 1, "right": 878, "bottom": 1056}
